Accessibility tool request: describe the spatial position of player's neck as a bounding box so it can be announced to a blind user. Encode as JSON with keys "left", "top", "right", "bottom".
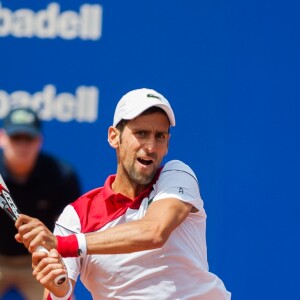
{"left": 112, "top": 174, "right": 148, "bottom": 199}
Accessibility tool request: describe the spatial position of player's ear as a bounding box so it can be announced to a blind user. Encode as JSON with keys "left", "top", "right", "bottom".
{"left": 108, "top": 126, "right": 120, "bottom": 149}
{"left": 165, "top": 148, "right": 169, "bottom": 155}
{"left": 164, "top": 133, "right": 171, "bottom": 155}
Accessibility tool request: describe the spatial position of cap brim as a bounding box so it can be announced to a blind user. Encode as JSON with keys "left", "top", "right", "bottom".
{"left": 5, "top": 125, "right": 40, "bottom": 137}
{"left": 119, "top": 103, "right": 175, "bottom": 126}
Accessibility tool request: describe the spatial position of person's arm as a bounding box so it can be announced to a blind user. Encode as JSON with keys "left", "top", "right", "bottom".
{"left": 86, "top": 197, "right": 193, "bottom": 254}
{"left": 15, "top": 197, "right": 193, "bottom": 255}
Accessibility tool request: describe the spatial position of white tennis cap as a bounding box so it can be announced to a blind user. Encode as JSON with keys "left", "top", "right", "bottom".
{"left": 113, "top": 88, "right": 176, "bottom": 127}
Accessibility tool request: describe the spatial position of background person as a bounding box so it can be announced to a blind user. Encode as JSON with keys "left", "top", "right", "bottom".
{"left": 16, "top": 89, "right": 231, "bottom": 299}
{"left": 0, "top": 107, "right": 81, "bottom": 300}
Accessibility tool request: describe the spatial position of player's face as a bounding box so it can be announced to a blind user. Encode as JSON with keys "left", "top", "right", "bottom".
{"left": 0, "top": 131, "right": 42, "bottom": 176}
{"left": 116, "top": 112, "right": 170, "bottom": 187}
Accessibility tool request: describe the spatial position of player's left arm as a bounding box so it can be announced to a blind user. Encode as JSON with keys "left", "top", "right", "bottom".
{"left": 15, "top": 197, "right": 194, "bottom": 255}
{"left": 85, "top": 197, "right": 195, "bottom": 254}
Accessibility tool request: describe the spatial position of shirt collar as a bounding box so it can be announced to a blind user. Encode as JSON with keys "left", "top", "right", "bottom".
{"left": 101, "top": 169, "right": 162, "bottom": 208}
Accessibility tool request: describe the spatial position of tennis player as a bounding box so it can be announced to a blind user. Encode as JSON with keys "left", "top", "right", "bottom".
{"left": 16, "top": 88, "right": 231, "bottom": 299}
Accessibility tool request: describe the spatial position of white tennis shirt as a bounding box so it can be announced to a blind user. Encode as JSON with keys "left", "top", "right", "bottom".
{"left": 55, "top": 160, "right": 231, "bottom": 299}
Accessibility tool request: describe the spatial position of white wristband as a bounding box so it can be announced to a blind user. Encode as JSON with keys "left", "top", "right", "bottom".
{"left": 49, "top": 279, "right": 72, "bottom": 300}
{"left": 76, "top": 233, "right": 87, "bottom": 257}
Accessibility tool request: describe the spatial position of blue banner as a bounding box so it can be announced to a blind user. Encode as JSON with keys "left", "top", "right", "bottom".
{"left": 1, "top": 1, "right": 300, "bottom": 299}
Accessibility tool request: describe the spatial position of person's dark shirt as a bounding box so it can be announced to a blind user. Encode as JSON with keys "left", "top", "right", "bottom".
{"left": 0, "top": 150, "right": 81, "bottom": 256}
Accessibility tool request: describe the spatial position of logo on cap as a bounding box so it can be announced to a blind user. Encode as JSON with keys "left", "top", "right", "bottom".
{"left": 147, "top": 94, "right": 162, "bottom": 101}
{"left": 10, "top": 110, "right": 35, "bottom": 125}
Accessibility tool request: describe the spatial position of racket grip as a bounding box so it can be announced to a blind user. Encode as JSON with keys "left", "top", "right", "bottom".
{"left": 36, "top": 245, "right": 67, "bottom": 285}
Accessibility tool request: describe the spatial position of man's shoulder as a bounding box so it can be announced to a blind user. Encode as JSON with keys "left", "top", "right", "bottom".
{"left": 70, "top": 186, "right": 111, "bottom": 232}
{"left": 71, "top": 186, "right": 103, "bottom": 208}
{"left": 159, "top": 160, "right": 198, "bottom": 183}
{"left": 162, "top": 160, "right": 194, "bottom": 173}
{"left": 76, "top": 186, "right": 103, "bottom": 200}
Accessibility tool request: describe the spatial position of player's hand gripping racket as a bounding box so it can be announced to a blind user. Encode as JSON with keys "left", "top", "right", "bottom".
{"left": 0, "top": 174, "right": 66, "bottom": 285}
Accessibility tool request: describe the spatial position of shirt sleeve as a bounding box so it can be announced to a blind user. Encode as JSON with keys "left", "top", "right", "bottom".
{"left": 153, "top": 160, "right": 204, "bottom": 211}
{"left": 54, "top": 205, "right": 82, "bottom": 282}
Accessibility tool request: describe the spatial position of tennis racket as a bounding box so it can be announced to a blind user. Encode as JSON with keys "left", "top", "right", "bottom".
{"left": 0, "top": 174, "right": 66, "bottom": 285}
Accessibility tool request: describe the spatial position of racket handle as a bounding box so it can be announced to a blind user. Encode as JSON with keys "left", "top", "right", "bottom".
{"left": 36, "top": 245, "right": 67, "bottom": 285}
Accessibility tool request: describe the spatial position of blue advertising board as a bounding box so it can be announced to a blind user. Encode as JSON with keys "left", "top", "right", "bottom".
{"left": 1, "top": 0, "right": 300, "bottom": 299}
